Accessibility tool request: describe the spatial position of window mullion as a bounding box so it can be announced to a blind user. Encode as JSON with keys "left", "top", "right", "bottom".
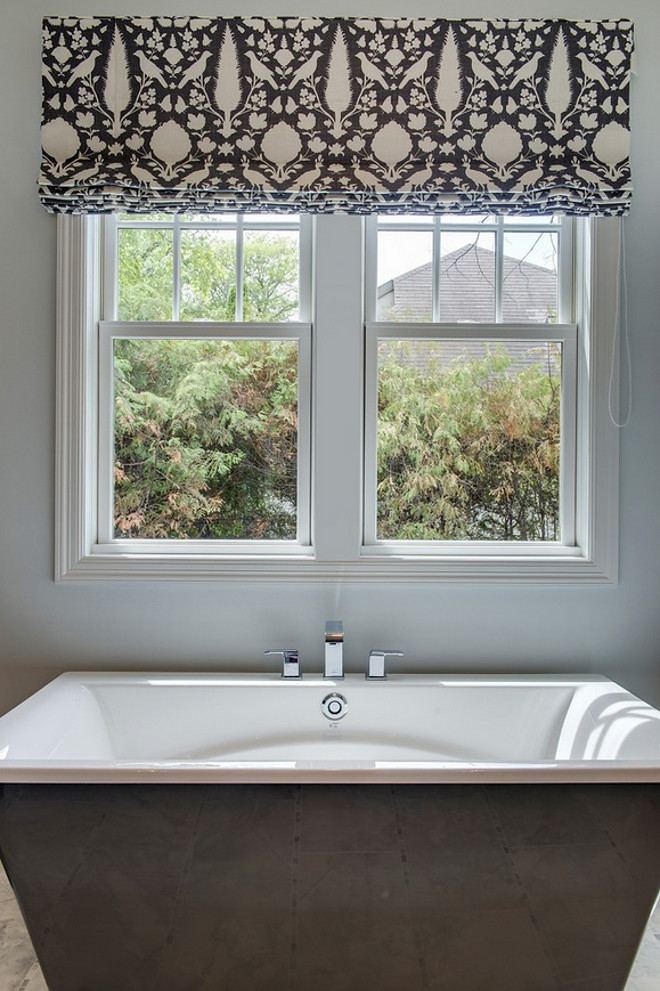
{"left": 313, "top": 215, "right": 363, "bottom": 561}
{"left": 172, "top": 216, "right": 181, "bottom": 321}
{"left": 495, "top": 216, "right": 504, "bottom": 323}
{"left": 432, "top": 218, "right": 441, "bottom": 323}
{"left": 235, "top": 215, "right": 244, "bottom": 321}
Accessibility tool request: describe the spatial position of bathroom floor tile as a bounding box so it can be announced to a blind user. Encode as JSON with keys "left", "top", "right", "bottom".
{"left": 625, "top": 932, "right": 660, "bottom": 991}
{"left": 650, "top": 897, "right": 660, "bottom": 934}
{"left": 17, "top": 962, "right": 48, "bottom": 991}
{"left": 0, "top": 894, "right": 40, "bottom": 991}
{"left": 0, "top": 867, "right": 41, "bottom": 989}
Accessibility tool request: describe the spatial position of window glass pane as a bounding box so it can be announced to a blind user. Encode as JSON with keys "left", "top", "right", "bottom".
{"left": 439, "top": 231, "right": 495, "bottom": 322}
{"left": 117, "top": 228, "right": 173, "bottom": 321}
{"left": 180, "top": 230, "right": 237, "bottom": 321}
{"left": 502, "top": 232, "right": 558, "bottom": 324}
{"left": 113, "top": 338, "right": 298, "bottom": 540}
{"left": 376, "top": 340, "right": 561, "bottom": 541}
{"left": 243, "top": 231, "right": 300, "bottom": 321}
{"left": 377, "top": 230, "right": 433, "bottom": 321}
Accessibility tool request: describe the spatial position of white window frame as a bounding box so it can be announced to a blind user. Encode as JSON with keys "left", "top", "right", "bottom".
{"left": 55, "top": 214, "right": 621, "bottom": 583}
{"left": 98, "top": 321, "right": 312, "bottom": 554}
{"left": 364, "top": 322, "right": 577, "bottom": 553}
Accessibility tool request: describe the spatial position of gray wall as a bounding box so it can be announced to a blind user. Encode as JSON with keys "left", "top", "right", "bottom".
{"left": 1, "top": 0, "right": 659, "bottom": 714}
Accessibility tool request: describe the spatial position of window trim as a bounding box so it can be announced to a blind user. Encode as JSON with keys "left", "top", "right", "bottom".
{"left": 55, "top": 215, "right": 620, "bottom": 583}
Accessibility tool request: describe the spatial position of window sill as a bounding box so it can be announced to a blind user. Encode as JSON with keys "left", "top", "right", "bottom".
{"left": 56, "top": 546, "right": 615, "bottom": 583}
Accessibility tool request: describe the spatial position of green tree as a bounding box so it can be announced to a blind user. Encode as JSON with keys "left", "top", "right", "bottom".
{"left": 117, "top": 226, "right": 299, "bottom": 321}
{"left": 113, "top": 226, "right": 300, "bottom": 539}
{"left": 114, "top": 228, "right": 560, "bottom": 543}
{"left": 114, "top": 339, "right": 298, "bottom": 539}
{"left": 377, "top": 345, "right": 560, "bottom": 541}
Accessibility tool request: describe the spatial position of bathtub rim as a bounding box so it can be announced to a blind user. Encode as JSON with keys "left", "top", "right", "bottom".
{"left": 1, "top": 671, "right": 660, "bottom": 784}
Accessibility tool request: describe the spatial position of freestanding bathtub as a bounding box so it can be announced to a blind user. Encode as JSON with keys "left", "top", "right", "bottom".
{"left": 0, "top": 671, "right": 659, "bottom": 990}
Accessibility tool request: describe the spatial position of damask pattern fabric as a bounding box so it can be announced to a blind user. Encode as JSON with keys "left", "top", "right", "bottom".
{"left": 39, "top": 16, "right": 634, "bottom": 215}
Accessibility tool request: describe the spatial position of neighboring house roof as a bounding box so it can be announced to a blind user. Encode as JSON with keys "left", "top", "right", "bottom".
{"left": 377, "top": 244, "right": 557, "bottom": 324}
{"left": 377, "top": 245, "right": 559, "bottom": 375}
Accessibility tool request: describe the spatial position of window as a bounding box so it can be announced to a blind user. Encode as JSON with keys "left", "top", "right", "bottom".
{"left": 56, "top": 213, "right": 620, "bottom": 582}
{"left": 364, "top": 215, "right": 576, "bottom": 552}
{"left": 97, "top": 213, "right": 311, "bottom": 554}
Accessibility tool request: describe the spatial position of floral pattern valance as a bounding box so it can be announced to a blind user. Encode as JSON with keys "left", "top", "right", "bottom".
{"left": 39, "top": 16, "right": 634, "bottom": 215}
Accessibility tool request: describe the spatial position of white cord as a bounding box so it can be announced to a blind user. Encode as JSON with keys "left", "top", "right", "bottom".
{"left": 608, "top": 219, "right": 632, "bottom": 428}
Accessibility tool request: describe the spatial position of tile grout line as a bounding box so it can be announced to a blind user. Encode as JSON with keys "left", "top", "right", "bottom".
{"left": 390, "top": 785, "right": 430, "bottom": 990}
{"left": 151, "top": 785, "right": 208, "bottom": 991}
{"left": 483, "top": 786, "right": 564, "bottom": 990}
{"left": 288, "top": 784, "right": 303, "bottom": 991}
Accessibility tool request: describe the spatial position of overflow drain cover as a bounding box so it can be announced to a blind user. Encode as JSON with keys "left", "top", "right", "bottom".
{"left": 321, "top": 693, "right": 349, "bottom": 720}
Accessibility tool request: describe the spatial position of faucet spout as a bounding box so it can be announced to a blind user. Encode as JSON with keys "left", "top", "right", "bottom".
{"left": 324, "top": 620, "right": 344, "bottom": 679}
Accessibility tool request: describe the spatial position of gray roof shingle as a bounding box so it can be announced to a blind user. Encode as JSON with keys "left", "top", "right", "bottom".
{"left": 377, "top": 244, "right": 557, "bottom": 324}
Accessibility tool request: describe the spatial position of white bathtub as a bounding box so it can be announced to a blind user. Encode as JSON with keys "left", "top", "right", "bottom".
{"left": 0, "top": 672, "right": 659, "bottom": 784}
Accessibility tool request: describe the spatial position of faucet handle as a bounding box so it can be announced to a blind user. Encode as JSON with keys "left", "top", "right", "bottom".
{"left": 367, "top": 649, "right": 403, "bottom": 680}
{"left": 265, "top": 649, "right": 301, "bottom": 679}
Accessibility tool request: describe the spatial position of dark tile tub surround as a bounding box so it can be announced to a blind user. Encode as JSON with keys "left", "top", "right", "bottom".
{"left": 0, "top": 784, "right": 658, "bottom": 991}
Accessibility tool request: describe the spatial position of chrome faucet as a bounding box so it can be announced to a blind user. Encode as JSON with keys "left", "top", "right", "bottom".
{"left": 264, "top": 649, "right": 301, "bottom": 678}
{"left": 324, "top": 620, "right": 344, "bottom": 679}
{"left": 367, "top": 649, "right": 403, "bottom": 680}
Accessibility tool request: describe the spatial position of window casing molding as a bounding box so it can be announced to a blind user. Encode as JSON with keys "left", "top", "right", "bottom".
{"left": 55, "top": 214, "right": 620, "bottom": 583}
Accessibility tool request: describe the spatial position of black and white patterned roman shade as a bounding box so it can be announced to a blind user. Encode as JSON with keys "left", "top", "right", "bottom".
{"left": 39, "top": 16, "right": 634, "bottom": 215}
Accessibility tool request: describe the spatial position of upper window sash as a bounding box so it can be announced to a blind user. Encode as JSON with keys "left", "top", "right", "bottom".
{"left": 103, "top": 213, "right": 313, "bottom": 324}
{"left": 365, "top": 215, "right": 573, "bottom": 325}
